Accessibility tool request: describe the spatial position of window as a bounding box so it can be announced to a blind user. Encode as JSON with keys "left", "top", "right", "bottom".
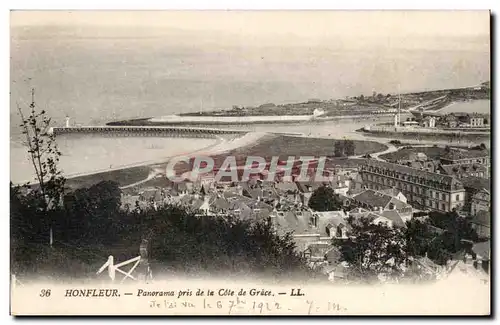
{"left": 456, "top": 194, "right": 460, "bottom": 201}
{"left": 441, "top": 193, "right": 446, "bottom": 200}
{"left": 441, "top": 204, "right": 446, "bottom": 211}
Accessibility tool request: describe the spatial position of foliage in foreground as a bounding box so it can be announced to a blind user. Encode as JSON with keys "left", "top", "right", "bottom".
{"left": 332, "top": 212, "right": 480, "bottom": 283}
{"left": 11, "top": 181, "right": 315, "bottom": 280}
{"left": 333, "top": 218, "right": 408, "bottom": 283}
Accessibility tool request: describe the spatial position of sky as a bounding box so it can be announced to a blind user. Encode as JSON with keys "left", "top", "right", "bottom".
{"left": 9, "top": 10, "right": 491, "bottom": 127}
{"left": 11, "top": 10, "right": 490, "bottom": 38}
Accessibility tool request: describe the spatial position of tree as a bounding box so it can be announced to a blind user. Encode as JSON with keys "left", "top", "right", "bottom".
{"left": 17, "top": 89, "right": 65, "bottom": 209}
{"left": 344, "top": 140, "right": 356, "bottom": 156}
{"left": 16, "top": 88, "right": 66, "bottom": 246}
{"left": 404, "top": 218, "right": 434, "bottom": 257}
{"left": 308, "top": 185, "right": 343, "bottom": 212}
{"left": 333, "top": 217, "right": 409, "bottom": 283}
{"left": 404, "top": 211, "right": 479, "bottom": 266}
{"left": 428, "top": 211, "right": 478, "bottom": 252}
{"left": 334, "top": 140, "right": 355, "bottom": 157}
{"left": 63, "top": 181, "right": 123, "bottom": 244}
{"left": 334, "top": 141, "right": 344, "bottom": 157}
{"left": 12, "top": 182, "right": 319, "bottom": 279}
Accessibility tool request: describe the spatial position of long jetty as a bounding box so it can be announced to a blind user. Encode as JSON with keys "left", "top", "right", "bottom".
{"left": 50, "top": 126, "right": 248, "bottom": 138}
{"left": 49, "top": 126, "right": 304, "bottom": 138}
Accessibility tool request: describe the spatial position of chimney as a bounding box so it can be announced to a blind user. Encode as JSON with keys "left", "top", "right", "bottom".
{"left": 379, "top": 206, "right": 383, "bottom": 213}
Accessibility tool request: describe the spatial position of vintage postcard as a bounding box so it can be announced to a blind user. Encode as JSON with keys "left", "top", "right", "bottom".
{"left": 9, "top": 10, "right": 491, "bottom": 316}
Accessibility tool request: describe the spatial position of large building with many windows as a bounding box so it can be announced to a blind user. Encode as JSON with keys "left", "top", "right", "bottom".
{"left": 359, "top": 160, "right": 466, "bottom": 212}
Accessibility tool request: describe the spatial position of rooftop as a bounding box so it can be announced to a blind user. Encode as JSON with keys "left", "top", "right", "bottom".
{"left": 353, "top": 190, "right": 393, "bottom": 210}
{"left": 439, "top": 163, "right": 487, "bottom": 177}
{"left": 306, "top": 243, "right": 334, "bottom": 258}
{"left": 378, "top": 187, "right": 403, "bottom": 198}
{"left": 314, "top": 211, "right": 348, "bottom": 236}
{"left": 461, "top": 176, "right": 491, "bottom": 192}
{"left": 363, "top": 160, "right": 464, "bottom": 190}
{"left": 440, "top": 149, "right": 489, "bottom": 161}
{"left": 380, "top": 210, "right": 406, "bottom": 228}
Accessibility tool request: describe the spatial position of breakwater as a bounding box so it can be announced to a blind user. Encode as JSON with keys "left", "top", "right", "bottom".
{"left": 50, "top": 126, "right": 248, "bottom": 138}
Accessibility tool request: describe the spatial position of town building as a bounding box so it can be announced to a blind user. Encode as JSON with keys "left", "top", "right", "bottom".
{"left": 470, "top": 188, "right": 490, "bottom": 217}
{"left": 378, "top": 187, "right": 408, "bottom": 203}
{"left": 469, "top": 116, "right": 484, "bottom": 127}
{"left": 389, "top": 147, "right": 489, "bottom": 179}
{"left": 359, "top": 160, "right": 466, "bottom": 212}
{"left": 439, "top": 149, "right": 489, "bottom": 167}
{"left": 438, "top": 163, "right": 489, "bottom": 179}
{"left": 471, "top": 210, "right": 490, "bottom": 239}
{"left": 442, "top": 114, "right": 458, "bottom": 128}
{"left": 270, "top": 209, "right": 349, "bottom": 254}
{"left": 348, "top": 189, "right": 413, "bottom": 221}
{"left": 467, "top": 113, "right": 489, "bottom": 127}
{"left": 347, "top": 209, "right": 407, "bottom": 228}
{"left": 460, "top": 176, "right": 491, "bottom": 215}
{"left": 421, "top": 116, "right": 436, "bottom": 128}
{"left": 438, "top": 113, "right": 490, "bottom": 128}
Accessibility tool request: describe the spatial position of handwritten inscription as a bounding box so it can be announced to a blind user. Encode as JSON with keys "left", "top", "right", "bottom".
{"left": 148, "top": 296, "right": 347, "bottom": 315}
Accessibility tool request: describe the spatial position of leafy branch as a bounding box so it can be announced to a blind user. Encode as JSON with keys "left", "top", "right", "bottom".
{"left": 17, "top": 88, "right": 66, "bottom": 211}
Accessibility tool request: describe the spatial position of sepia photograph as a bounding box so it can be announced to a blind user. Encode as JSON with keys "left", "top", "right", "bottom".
{"left": 8, "top": 9, "right": 491, "bottom": 315}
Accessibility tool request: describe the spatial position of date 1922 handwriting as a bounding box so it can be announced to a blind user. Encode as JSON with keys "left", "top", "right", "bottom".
{"left": 149, "top": 298, "right": 347, "bottom": 314}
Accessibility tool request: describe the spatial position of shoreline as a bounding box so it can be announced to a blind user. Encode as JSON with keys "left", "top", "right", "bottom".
{"left": 107, "top": 113, "right": 402, "bottom": 127}
{"left": 55, "top": 133, "right": 387, "bottom": 190}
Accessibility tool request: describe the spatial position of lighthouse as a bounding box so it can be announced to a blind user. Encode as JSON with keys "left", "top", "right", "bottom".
{"left": 65, "top": 116, "right": 70, "bottom": 128}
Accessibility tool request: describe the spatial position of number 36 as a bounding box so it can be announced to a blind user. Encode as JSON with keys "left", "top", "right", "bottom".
{"left": 40, "top": 289, "right": 51, "bottom": 297}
